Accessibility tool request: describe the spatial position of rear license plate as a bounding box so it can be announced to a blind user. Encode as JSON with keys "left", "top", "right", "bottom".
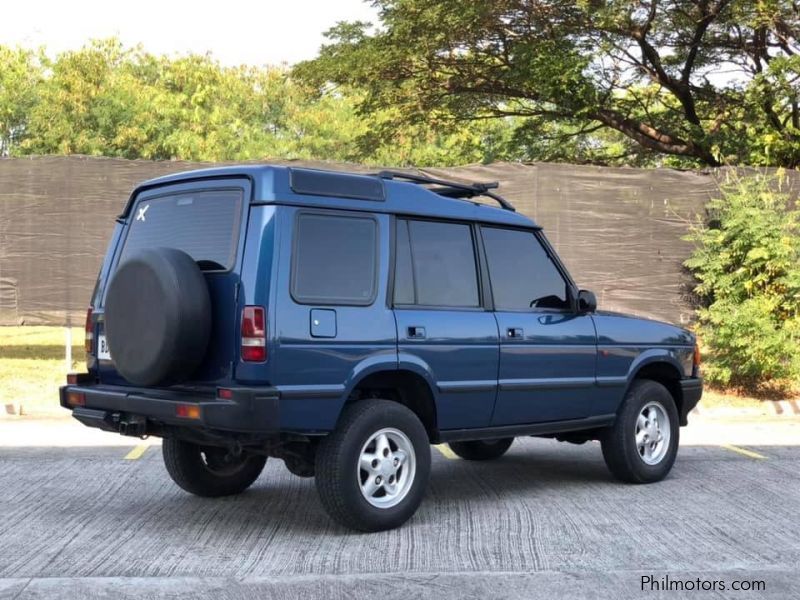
{"left": 97, "top": 334, "right": 112, "bottom": 360}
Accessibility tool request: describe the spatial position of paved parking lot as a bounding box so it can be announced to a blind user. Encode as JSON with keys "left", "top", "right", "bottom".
{"left": 1, "top": 416, "right": 799, "bottom": 599}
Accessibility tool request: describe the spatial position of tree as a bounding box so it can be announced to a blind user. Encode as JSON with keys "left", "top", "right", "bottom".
{"left": 296, "top": 1, "right": 800, "bottom": 167}
{"left": 2, "top": 38, "right": 514, "bottom": 166}
{"left": 0, "top": 47, "right": 41, "bottom": 156}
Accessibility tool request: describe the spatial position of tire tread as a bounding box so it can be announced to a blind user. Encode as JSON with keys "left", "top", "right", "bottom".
{"left": 601, "top": 379, "right": 679, "bottom": 484}
{"left": 162, "top": 438, "right": 266, "bottom": 497}
{"left": 315, "top": 400, "right": 430, "bottom": 532}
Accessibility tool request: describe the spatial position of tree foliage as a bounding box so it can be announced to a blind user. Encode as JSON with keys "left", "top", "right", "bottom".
{"left": 296, "top": 0, "right": 800, "bottom": 167}
{"left": 0, "top": 47, "right": 41, "bottom": 156}
{"left": 684, "top": 172, "right": 800, "bottom": 389}
{"left": 0, "top": 39, "right": 512, "bottom": 165}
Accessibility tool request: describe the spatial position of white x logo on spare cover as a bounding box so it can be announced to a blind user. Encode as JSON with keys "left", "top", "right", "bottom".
{"left": 136, "top": 204, "right": 150, "bottom": 222}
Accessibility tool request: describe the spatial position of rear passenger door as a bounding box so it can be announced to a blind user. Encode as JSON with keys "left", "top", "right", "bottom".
{"left": 393, "top": 218, "right": 499, "bottom": 430}
{"left": 480, "top": 226, "right": 597, "bottom": 425}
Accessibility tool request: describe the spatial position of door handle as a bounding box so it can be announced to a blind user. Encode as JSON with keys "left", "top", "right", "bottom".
{"left": 506, "top": 327, "right": 524, "bottom": 339}
{"left": 407, "top": 326, "right": 426, "bottom": 339}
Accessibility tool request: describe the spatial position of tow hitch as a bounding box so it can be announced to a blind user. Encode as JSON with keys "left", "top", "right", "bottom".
{"left": 119, "top": 415, "right": 148, "bottom": 438}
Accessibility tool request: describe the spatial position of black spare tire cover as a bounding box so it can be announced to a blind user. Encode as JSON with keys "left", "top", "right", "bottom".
{"left": 105, "top": 247, "right": 211, "bottom": 386}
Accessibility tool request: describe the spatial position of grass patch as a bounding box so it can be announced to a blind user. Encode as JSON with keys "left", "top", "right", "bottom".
{"left": 1, "top": 326, "right": 84, "bottom": 413}
{"left": 700, "top": 385, "right": 798, "bottom": 409}
{"left": 700, "top": 388, "right": 768, "bottom": 410}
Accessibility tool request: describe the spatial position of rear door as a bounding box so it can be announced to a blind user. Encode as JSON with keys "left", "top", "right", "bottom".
{"left": 480, "top": 226, "right": 598, "bottom": 425}
{"left": 393, "top": 218, "right": 499, "bottom": 430}
{"left": 95, "top": 178, "right": 251, "bottom": 386}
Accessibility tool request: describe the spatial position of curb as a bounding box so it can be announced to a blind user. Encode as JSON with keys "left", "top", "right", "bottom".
{"left": 768, "top": 399, "right": 800, "bottom": 416}
{"left": 691, "top": 400, "right": 800, "bottom": 419}
{"left": 1, "top": 404, "right": 67, "bottom": 420}
{"left": 2, "top": 403, "right": 22, "bottom": 417}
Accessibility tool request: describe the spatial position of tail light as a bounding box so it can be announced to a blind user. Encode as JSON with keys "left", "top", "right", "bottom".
{"left": 175, "top": 404, "right": 201, "bottom": 420}
{"left": 84, "top": 307, "right": 94, "bottom": 353}
{"left": 241, "top": 306, "right": 266, "bottom": 362}
{"left": 66, "top": 391, "right": 85, "bottom": 407}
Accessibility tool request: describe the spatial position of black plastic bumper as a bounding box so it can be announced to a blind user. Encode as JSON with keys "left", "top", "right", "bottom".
{"left": 679, "top": 377, "right": 703, "bottom": 425}
{"left": 60, "top": 380, "right": 280, "bottom": 435}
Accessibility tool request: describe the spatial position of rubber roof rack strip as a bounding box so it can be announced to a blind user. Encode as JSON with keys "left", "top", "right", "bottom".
{"left": 376, "top": 170, "right": 516, "bottom": 212}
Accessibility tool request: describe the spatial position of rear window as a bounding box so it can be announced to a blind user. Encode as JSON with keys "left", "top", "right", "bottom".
{"left": 120, "top": 189, "right": 243, "bottom": 271}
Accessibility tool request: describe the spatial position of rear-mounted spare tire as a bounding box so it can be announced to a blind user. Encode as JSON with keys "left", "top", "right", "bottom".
{"left": 105, "top": 247, "right": 211, "bottom": 386}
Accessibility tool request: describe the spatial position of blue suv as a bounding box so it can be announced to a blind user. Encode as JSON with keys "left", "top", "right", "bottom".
{"left": 61, "top": 166, "right": 703, "bottom": 531}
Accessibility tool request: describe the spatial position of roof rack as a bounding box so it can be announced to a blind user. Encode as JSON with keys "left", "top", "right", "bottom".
{"left": 376, "top": 170, "right": 516, "bottom": 212}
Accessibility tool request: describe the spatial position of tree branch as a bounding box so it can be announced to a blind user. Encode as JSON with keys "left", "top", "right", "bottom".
{"left": 681, "top": 0, "right": 731, "bottom": 83}
{"left": 592, "top": 107, "right": 719, "bottom": 164}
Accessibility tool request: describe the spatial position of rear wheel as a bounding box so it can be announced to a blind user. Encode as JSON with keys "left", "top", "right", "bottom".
{"left": 601, "top": 379, "right": 679, "bottom": 483}
{"left": 315, "top": 400, "right": 431, "bottom": 532}
{"left": 448, "top": 438, "right": 514, "bottom": 461}
{"left": 162, "top": 438, "right": 266, "bottom": 497}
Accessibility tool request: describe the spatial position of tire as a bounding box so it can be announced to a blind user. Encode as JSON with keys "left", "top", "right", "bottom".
{"left": 105, "top": 247, "right": 211, "bottom": 386}
{"left": 162, "top": 438, "right": 267, "bottom": 497}
{"left": 315, "top": 400, "right": 431, "bottom": 532}
{"left": 448, "top": 438, "right": 514, "bottom": 461}
{"left": 601, "top": 379, "right": 680, "bottom": 484}
{"left": 284, "top": 455, "right": 315, "bottom": 478}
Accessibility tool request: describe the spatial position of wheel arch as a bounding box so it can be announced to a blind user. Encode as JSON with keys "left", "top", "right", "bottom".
{"left": 627, "top": 358, "right": 685, "bottom": 424}
{"left": 343, "top": 367, "right": 439, "bottom": 442}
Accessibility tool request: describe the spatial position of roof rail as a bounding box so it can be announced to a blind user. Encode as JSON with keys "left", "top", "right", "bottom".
{"left": 376, "top": 170, "right": 516, "bottom": 212}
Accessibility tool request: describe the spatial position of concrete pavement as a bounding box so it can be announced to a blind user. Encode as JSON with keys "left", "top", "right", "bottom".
{"left": 1, "top": 416, "right": 798, "bottom": 599}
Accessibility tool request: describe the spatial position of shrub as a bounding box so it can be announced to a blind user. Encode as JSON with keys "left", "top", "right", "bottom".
{"left": 684, "top": 172, "right": 800, "bottom": 389}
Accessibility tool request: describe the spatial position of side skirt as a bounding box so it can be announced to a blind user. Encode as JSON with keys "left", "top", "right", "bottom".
{"left": 436, "top": 414, "right": 616, "bottom": 443}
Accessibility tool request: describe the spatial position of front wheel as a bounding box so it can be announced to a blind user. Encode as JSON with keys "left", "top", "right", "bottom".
{"left": 601, "top": 379, "right": 679, "bottom": 483}
{"left": 448, "top": 438, "right": 514, "bottom": 461}
{"left": 162, "top": 438, "right": 267, "bottom": 497}
{"left": 315, "top": 400, "right": 431, "bottom": 532}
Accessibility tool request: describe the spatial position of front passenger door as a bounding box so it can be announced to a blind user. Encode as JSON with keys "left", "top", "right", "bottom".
{"left": 480, "top": 226, "right": 597, "bottom": 426}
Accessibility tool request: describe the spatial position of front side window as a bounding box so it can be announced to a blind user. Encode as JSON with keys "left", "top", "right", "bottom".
{"left": 292, "top": 212, "right": 378, "bottom": 305}
{"left": 481, "top": 227, "right": 570, "bottom": 311}
{"left": 395, "top": 219, "right": 480, "bottom": 308}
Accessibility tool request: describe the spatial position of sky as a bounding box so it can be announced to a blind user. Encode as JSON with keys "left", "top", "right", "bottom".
{"left": 0, "top": 0, "right": 379, "bottom": 66}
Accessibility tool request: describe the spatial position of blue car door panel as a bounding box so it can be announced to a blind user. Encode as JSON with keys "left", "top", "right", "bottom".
{"left": 392, "top": 218, "right": 500, "bottom": 430}
{"left": 479, "top": 225, "right": 598, "bottom": 425}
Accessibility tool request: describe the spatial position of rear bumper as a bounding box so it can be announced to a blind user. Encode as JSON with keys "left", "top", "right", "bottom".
{"left": 60, "top": 379, "right": 280, "bottom": 436}
{"left": 679, "top": 377, "right": 703, "bottom": 425}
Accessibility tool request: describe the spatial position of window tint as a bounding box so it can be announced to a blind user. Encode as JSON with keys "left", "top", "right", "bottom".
{"left": 292, "top": 213, "right": 377, "bottom": 305}
{"left": 393, "top": 220, "right": 415, "bottom": 304}
{"left": 482, "top": 227, "right": 570, "bottom": 310}
{"left": 406, "top": 220, "right": 479, "bottom": 307}
{"left": 121, "top": 189, "right": 243, "bottom": 270}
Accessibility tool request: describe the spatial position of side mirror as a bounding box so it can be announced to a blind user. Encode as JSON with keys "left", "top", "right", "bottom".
{"left": 577, "top": 289, "right": 597, "bottom": 313}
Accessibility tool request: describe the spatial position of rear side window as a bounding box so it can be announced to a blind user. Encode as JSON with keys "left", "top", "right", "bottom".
{"left": 292, "top": 212, "right": 378, "bottom": 305}
{"left": 396, "top": 219, "right": 479, "bottom": 308}
{"left": 481, "top": 227, "right": 570, "bottom": 310}
{"left": 120, "top": 189, "right": 243, "bottom": 270}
